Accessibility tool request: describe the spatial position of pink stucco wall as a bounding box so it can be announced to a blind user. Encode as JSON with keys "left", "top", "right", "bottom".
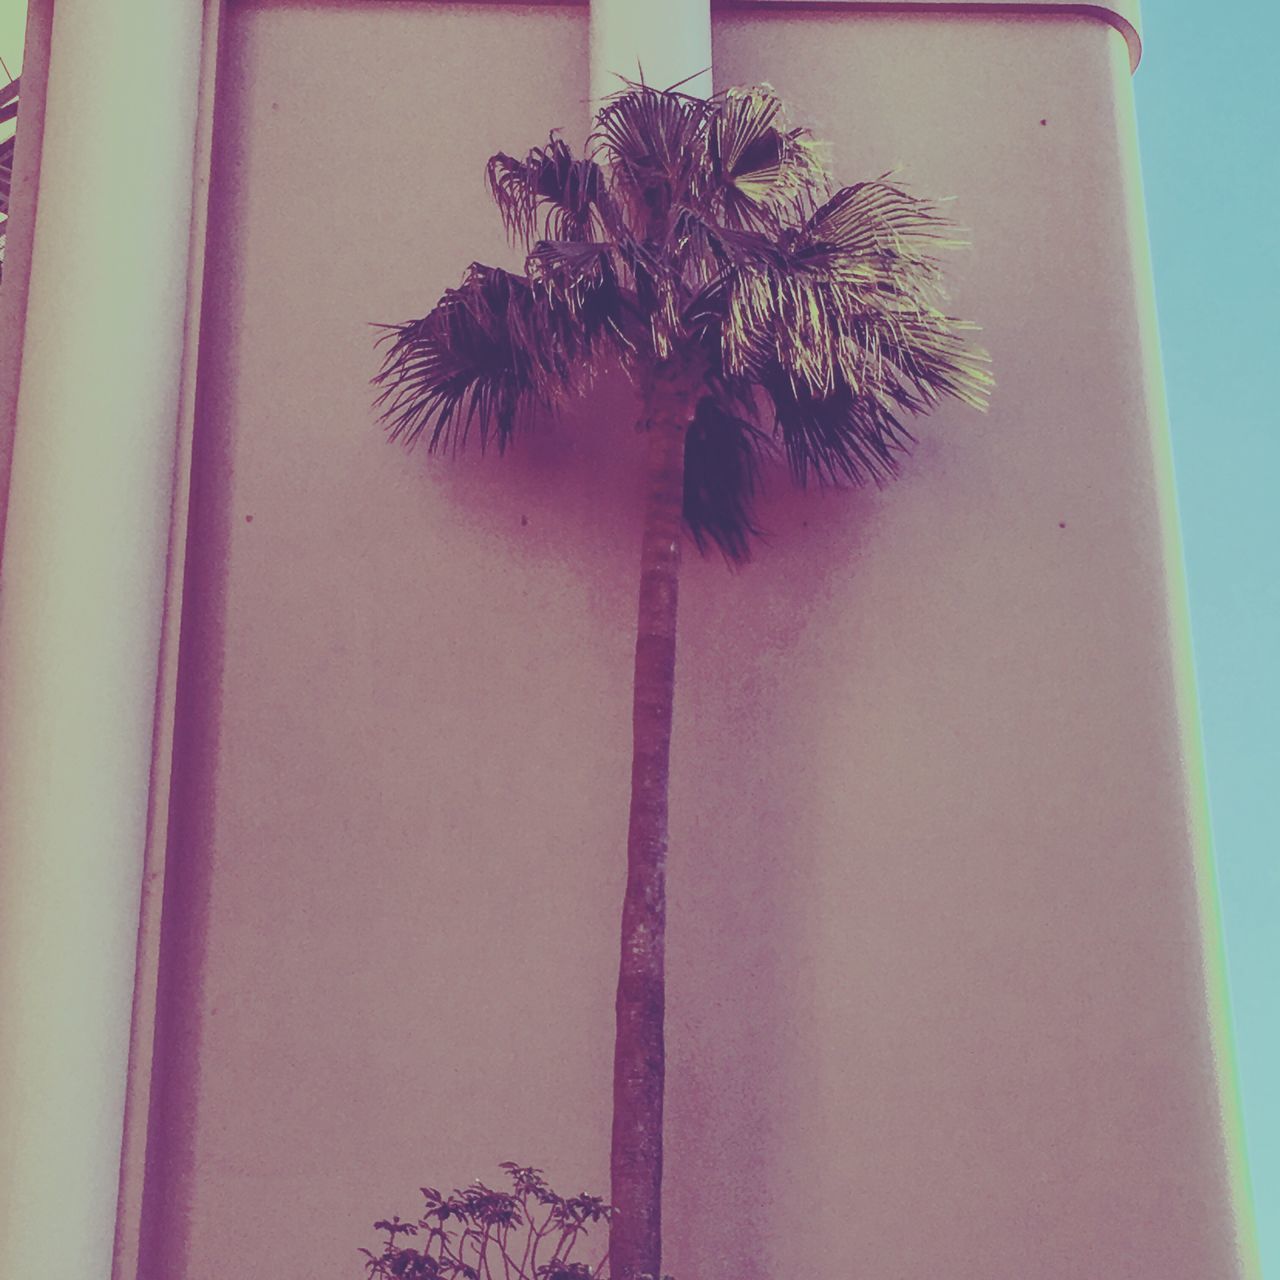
{"left": 134, "top": 3, "right": 1242, "bottom": 1278}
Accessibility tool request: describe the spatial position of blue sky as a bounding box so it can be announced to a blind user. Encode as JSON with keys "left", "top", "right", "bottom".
{"left": 1134, "top": 2, "right": 1278, "bottom": 1269}
{"left": 0, "top": 0, "right": 1273, "bottom": 1269}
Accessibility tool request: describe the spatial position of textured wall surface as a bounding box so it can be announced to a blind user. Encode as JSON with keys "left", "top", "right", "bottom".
{"left": 136, "top": 4, "right": 1241, "bottom": 1278}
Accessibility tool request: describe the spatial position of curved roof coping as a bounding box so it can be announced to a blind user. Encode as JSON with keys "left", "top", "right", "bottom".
{"left": 719, "top": 1, "right": 1143, "bottom": 72}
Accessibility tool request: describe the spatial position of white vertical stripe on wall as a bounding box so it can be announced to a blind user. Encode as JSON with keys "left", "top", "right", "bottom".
{"left": 0, "top": 2, "right": 204, "bottom": 1276}
{"left": 590, "top": 0, "right": 713, "bottom": 105}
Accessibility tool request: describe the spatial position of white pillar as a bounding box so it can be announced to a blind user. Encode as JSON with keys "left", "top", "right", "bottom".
{"left": 590, "top": 0, "right": 713, "bottom": 105}
{"left": 0, "top": 1, "right": 203, "bottom": 1276}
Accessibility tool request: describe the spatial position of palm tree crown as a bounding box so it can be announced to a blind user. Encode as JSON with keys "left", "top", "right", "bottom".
{"left": 374, "top": 82, "right": 991, "bottom": 560}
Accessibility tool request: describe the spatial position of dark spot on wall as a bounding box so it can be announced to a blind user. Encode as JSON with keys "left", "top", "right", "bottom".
{"left": 245, "top": 515, "right": 253, "bottom": 523}
{"left": 1059, "top": 521, "right": 1066, "bottom": 529}
{"left": 1040, "top": 118, "right": 1047, "bottom": 126}
{"left": 520, "top": 514, "right": 528, "bottom": 527}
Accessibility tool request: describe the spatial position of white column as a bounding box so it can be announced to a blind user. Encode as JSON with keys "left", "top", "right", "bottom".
{"left": 590, "top": 0, "right": 713, "bottom": 105}
{"left": 0, "top": 1, "right": 203, "bottom": 1276}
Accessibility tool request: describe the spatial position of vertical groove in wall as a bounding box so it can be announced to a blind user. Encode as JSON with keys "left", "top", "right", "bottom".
{"left": 111, "top": 3, "right": 227, "bottom": 1277}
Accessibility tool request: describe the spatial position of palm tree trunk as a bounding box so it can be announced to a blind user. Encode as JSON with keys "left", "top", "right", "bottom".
{"left": 610, "top": 369, "right": 693, "bottom": 1280}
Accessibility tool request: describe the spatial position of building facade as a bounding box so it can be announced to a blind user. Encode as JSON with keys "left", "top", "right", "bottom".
{"left": 0, "top": 2, "right": 1259, "bottom": 1277}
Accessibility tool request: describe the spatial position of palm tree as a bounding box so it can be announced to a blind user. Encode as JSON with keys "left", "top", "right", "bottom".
{"left": 373, "top": 82, "right": 991, "bottom": 1280}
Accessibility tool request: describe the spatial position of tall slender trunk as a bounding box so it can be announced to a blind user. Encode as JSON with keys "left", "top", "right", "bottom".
{"left": 609, "top": 368, "right": 694, "bottom": 1280}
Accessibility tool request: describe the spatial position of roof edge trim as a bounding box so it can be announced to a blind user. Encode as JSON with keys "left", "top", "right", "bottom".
{"left": 716, "top": 1, "right": 1143, "bottom": 72}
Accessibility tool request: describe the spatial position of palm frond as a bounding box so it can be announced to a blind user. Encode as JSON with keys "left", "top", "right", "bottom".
{"left": 788, "top": 181, "right": 992, "bottom": 407}
{"left": 373, "top": 263, "right": 590, "bottom": 454}
{"left": 843, "top": 306, "right": 993, "bottom": 414}
{"left": 682, "top": 396, "right": 768, "bottom": 563}
{"left": 590, "top": 83, "right": 714, "bottom": 233}
{"left": 526, "top": 238, "right": 613, "bottom": 306}
{"left": 697, "top": 176, "right": 991, "bottom": 443}
{"left": 737, "top": 258, "right": 989, "bottom": 483}
{"left": 525, "top": 238, "right": 640, "bottom": 354}
{"left": 0, "top": 134, "right": 13, "bottom": 213}
{"left": 0, "top": 73, "right": 17, "bottom": 120}
{"left": 762, "top": 368, "right": 914, "bottom": 486}
{"left": 804, "top": 178, "right": 960, "bottom": 264}
{"left": 0, "top": 75, "right": 16, "bottom": 282}
{"left": 723, "top": 254, "right": 844, "bottom": 394}
{"left": 707, "top": 86, "right": 828, "bottom": 232}
{"left": 486, "top": 138, "right": 612, "bottom": 247}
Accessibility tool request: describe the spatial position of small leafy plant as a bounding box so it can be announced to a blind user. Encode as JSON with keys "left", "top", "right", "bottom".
{"left": 361, "top": 1164, "right": 617, "bottom": 1280}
